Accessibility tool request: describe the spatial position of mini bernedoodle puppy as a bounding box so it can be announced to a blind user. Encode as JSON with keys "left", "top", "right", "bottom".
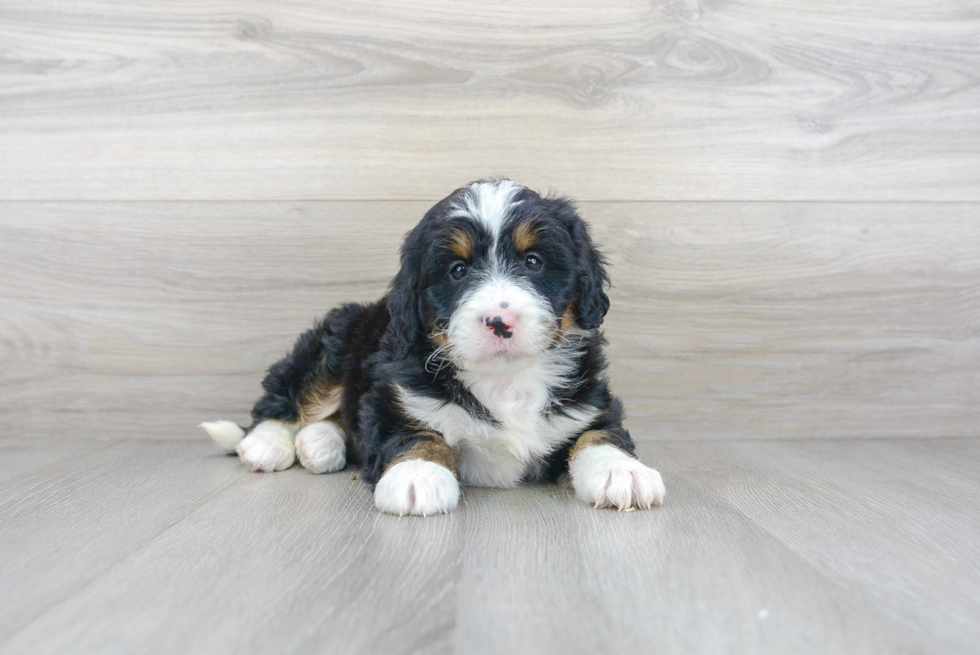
{"left": 202, "top": 179, "right": 665, "bottom": 516}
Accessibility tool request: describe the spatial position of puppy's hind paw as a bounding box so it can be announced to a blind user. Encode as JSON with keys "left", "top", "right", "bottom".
{"left": 295, "top": 422, "right": 347, "bottom": 474}
{"left": 374, "top": 460, "right": 459, "bottom": 517}
{"left": 235, "top": 420, "right": 296, "bottom": 473}
{"left": 570, "top": 445, "right": 665, "bottom": 510}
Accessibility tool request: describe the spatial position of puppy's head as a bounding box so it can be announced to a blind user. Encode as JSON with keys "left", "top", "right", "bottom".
{"left": 388, "top": 179, "right": 609, "bottom": 371}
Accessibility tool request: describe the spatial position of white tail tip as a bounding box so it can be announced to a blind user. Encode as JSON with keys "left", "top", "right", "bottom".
{"left": 200, "top": 420, "right": 246, "bottom": 452}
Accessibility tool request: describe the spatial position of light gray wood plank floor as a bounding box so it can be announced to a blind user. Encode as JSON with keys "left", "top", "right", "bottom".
{"left": 1, "top": 438, "right": 977, "bottom": 654}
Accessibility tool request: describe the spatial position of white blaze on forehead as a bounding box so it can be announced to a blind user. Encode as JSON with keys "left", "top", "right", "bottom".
{"left": 444, "top": 180, "right": 554, "bottom": 368}
{"left": 449, "top": 180, "right": 523, "bottom": 243}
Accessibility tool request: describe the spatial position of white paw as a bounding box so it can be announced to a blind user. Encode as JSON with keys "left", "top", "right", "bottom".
{"left": 235, "top": 420, "right": 295, "bottom": 472}
{"left": 374, "top": 460, "right": 459, "bottom": 517}
{"left": 295, "top": 422, "right": 347, "bottom": 474}
{"left": 570, "top": 444, "right": 665, "bottom": 510}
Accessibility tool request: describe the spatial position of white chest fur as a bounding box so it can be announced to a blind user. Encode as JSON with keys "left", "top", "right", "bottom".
{"left": 395, "top": 359, "right": 599, "bottom": 487}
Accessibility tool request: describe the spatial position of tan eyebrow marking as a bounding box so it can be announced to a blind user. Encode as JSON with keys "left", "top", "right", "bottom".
{"left": 446, "top": 228, "right": 473, "bottom": 259}
{"left": 512, "top": 220, "right": 542, "bottom": 252}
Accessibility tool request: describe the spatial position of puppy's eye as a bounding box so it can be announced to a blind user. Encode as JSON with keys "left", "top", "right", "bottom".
{"left": 450, "top": 261, "right": 468, "bottom": 280}
{"left": 524, "top": 254, "right": 543, "bottom": 272}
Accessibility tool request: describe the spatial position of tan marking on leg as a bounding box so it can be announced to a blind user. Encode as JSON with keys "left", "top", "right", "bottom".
{"left": 512, "top": 219, "right": 543, "bottom": 252}
{"left": 298, "top": 381, "right": 343, "bottom": 426}
{"left": 446, "top": 228, "right": 473, "bottom": 260}
{"left": 386, "top": 431, "right": 459, "bottom": 476}
{"left": 568, "top": 429, "right": 615, "bottom": 463}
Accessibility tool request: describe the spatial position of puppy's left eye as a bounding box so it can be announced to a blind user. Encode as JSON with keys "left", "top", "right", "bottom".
{"left": 524, "top": 254, "right": 543, "bottom": 272}
{"left": 450, "top": 261, "right": 468, "bottom": 280}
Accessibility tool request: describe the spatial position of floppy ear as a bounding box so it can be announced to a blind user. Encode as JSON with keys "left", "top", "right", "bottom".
{"left": 565, "top": 208, "right": 610, "bottom": 330}
{"left": 557, "top": 199, "right": 609, "bottom": 330}
{"left": 386, "top": 226, "right": 427, "bottom": 357}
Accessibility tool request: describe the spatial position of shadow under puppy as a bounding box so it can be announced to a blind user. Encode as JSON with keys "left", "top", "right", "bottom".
{"left": 202, "top": 179, "right": 665, "bottom": 516}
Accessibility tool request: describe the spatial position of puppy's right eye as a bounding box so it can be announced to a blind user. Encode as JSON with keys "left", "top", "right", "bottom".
{"left": 450, "top": 261, "right": 468, "bottom": 280}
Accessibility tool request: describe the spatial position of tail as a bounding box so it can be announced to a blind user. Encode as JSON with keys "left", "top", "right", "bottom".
{"left": 201, "top": 420, "right": 246, "bottom": 453}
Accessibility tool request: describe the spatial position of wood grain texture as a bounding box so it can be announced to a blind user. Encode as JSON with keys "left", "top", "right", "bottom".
{"left": 0, "top": 440, "right": 246, "bottom": 638}
{"left": 1, "top": 201, "right": 976, "bottom": 441}
{"left": 1, "top": 1, "right": 979, "bottom": 201}
{"left": 0, "top": 441, "right": 459, "bottom": 655}
{"left": 4, "top": 438, "right": 978, "bottom": 654}
{"left": 664, "top": 438, "right": 980, "bottom": 654}
{"left": 0, "top": 438, "right": 113, "bottom": 498}
{"left": 454, "top": 462, "right": 921, "bottom": 655}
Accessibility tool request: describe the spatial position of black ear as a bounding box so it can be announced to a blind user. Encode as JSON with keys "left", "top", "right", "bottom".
{"left": 566, "top": 208, "right": 610, "bottom": 330}
{"left": 386, "top": 226, "right": 427, "bottom": 357}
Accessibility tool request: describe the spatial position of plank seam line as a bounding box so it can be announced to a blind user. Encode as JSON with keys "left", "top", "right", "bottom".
{"left": 0, "top": 469, "right": 249, "bottom": 645}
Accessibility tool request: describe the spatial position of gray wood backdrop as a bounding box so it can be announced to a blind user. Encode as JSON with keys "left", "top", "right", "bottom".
{"left": 1, "top": 0, "right": 977, "bottom": 441}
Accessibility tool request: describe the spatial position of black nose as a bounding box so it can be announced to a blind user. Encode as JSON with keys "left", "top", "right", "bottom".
{"left": 485, "top": 316, "right": 513, "bottom": 339}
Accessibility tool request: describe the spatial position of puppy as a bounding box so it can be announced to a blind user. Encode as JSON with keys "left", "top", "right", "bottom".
{"left": 202, "top": 179, "right": 665, "bottom": 516}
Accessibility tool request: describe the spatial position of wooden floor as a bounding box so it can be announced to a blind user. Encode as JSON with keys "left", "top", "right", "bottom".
{"left": 1, "top": 437, "right": 977, "bottom": 655}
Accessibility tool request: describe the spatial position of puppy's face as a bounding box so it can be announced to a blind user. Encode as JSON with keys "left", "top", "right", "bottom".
{"left": 389, "top": 180, "right": 609, "bottom": 371}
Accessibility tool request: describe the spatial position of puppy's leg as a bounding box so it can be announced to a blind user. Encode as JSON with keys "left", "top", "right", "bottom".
{"left": 568, "top": 427, "right": 665, "bottom": 510}
{"left": 236, "top": 419, "right": 297, "bottom": 472}
{"left": 373, "top": 432, "right": 460, "bottom": 517}
{"left": 232, "top": 312, "right": 349, "bottom": 473}
{"left": 295, "top": 420, "right": 347, "bottom": 474}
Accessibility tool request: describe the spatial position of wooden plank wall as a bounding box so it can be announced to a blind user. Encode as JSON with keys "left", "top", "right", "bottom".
{"left": 0, "top": 1, "right": 977, "bottom": 440}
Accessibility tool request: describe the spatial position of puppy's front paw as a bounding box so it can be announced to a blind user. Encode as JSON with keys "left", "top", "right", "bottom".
{"left": 570, "top": 445, "right": 665, "bottom": 510}
{"left": 236, "top": 421, "right": 295, "bottom": 472}
{"left": 374, "top": 460, "right": 459, "bottom": 517}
